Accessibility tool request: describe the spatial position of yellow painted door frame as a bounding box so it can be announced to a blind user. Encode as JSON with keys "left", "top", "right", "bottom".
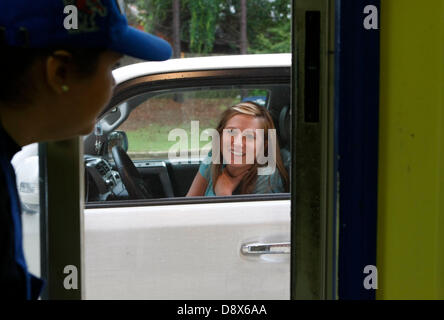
{"left": 378, "top": 0, "right": 444, "bottom": 299}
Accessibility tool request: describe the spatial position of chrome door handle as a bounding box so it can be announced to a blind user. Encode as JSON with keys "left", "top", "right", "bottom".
{"left": 241, "top": 242, "right": 290, "bottom": 255}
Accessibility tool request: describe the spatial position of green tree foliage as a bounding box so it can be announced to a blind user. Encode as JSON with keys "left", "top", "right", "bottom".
{"left": 126, "top": 0, "right": 291, "bottom": 55}
{"left": 188, "top": 0, "right": 219, "bottom": 53}
{"left": 249, "top": 17, "right": 291, "bottom": 53}
{"left": 246, "top": 0, "right": 291, "bottom": 53}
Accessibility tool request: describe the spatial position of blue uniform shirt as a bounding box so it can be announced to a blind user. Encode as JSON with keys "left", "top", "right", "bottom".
{"left": 0, "top": 122, "right": 44, "bottom": 299}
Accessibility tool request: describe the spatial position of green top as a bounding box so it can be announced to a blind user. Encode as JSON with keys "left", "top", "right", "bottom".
{"left": 198, "top": 151, "right": 286, "bottom": 196}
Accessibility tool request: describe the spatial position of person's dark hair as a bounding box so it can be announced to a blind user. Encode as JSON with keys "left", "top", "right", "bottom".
{"left": 0, "top": 46, "right": 105, "bottom": 105}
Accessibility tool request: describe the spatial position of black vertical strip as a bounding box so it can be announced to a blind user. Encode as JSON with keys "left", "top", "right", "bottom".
{"left": 39, "top": 140, "right": 83, "bottom": 299}
{"left": 304, "top": 11, "right": 320, "bottom": 123}
{"left": 39, "top": 142, "right": 49, "bottom": 300}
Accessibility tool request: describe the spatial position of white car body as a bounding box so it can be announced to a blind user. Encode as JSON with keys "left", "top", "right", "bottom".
{"left": 17, "top": 54, "right": 291, "bottom": 299}
{"left": 11, "top": 143, "right": 39, "bottom": 213}
{"left": 84, "top": 201, "right": 290, "bottom": 299}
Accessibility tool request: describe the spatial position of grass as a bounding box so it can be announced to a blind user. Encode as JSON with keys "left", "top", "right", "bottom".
{"left": 126, "top": 123, "right": 216, "bottom": 153}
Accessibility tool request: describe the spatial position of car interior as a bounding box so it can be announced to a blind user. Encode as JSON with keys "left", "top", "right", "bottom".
{"left": 83, "top": 84, "right": 291, "bottom": 202}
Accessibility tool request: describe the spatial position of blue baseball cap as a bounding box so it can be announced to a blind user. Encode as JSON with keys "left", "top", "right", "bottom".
{"left": 0, "top": 0, "right": 172, "bottom": 61}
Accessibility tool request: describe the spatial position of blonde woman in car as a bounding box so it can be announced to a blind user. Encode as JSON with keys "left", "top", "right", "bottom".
{"left": 187, "top": 101, "right": 289, "bottom": 196}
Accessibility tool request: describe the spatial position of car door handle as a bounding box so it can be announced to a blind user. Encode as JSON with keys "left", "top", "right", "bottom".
{"left": 241, "top": 242, "right": 290, "bottom": 255}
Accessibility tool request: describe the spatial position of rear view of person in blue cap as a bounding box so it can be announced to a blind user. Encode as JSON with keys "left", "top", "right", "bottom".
{"left": 0, "top": 0, "right": 172, "bottom": 299}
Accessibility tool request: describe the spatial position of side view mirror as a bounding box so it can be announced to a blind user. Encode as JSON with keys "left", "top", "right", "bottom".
{"left": 105, "top": 131, "right": 128, "bottom": 159}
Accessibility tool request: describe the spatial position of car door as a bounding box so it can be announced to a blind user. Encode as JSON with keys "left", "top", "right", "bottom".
{"left": 83, "top": 64, "right": 292, "bottom": 299}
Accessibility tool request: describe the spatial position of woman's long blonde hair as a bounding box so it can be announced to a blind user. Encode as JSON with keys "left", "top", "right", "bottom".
{"left": 211, "top": 101, "right": 289, "bottom": 194}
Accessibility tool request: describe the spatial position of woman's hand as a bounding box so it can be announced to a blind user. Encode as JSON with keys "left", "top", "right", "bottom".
{"left": 214, "top": 167, "right": 249, "bottom": 196}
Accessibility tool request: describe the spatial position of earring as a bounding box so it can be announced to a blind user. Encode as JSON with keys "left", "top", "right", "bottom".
{"left": 61, "top": 85, "right": 69, "bottom": 92}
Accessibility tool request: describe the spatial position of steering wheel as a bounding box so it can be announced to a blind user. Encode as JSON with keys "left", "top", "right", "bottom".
{"left": 111, "top": 145, "right": 154, "bottom": 199}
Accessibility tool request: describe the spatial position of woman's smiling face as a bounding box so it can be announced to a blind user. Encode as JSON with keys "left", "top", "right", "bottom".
{"left": 221, "top": 113, "right": 264, "bottom": 167}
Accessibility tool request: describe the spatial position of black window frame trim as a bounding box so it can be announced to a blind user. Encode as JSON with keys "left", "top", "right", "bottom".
{"left": 86, "top": 193, "right": 291, "bottom": 210}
